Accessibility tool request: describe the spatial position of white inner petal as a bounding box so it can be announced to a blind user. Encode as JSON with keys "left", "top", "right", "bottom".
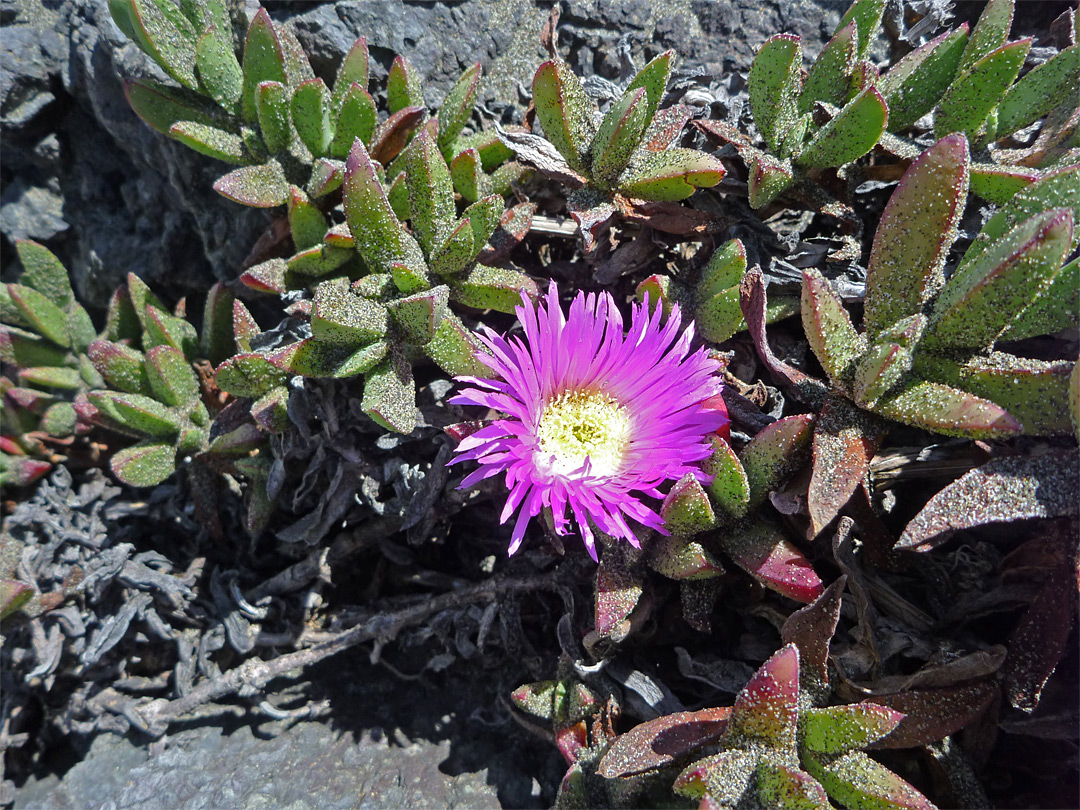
{"left": 535, "top": 390, "right": 632, "bottom": 477}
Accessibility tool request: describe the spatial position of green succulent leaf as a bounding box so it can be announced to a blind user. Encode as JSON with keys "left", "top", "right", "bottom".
{"left": 1002, "top": 256, "right": 1078, "bottom": 339}
{"left": 853, "top": 314, "right": 925, "bottom": 407}
{"left": 922, "top": 208, "right": 1073, "bottom": 350}
{"left": 330, "top": 37, "right": 369, "bottom": 113}
{"left": 286, "top": 243, "right": 353, "bottom": 278}
{"left": 590, "top": 86, "right": 649, "bottom": 186}
{"left": 449, "top": 264, "right": 537, "bottom": 313}
{"left": 143, "top": 307, "right": 198, "bottom": 358}
{"left": 240, "top": 9, "right": 287, "bottom": 123}
{"left": 617, "top": 148, "right": 725, "bottom": 201}
{"left": 287, "top": 186, "right": 329, "bottom": 251}
{"left": 699, "top": 239, "right": 747, "bottom": 300}
{"left": 291, "top": 77, "right": 332, "bottom": 157}
{"left": 195, "top": 25, "right": 242, "bottom": 112}
{"left": 6, "top": 284, "right": 71, "bottom": 349}
{"left": 387, "top": 55, "right": 425, "bottom": 114}
{"left": 406, "top": 129, "right": 456, "bottom": 257}
{"left": 18, "top": 366, "right": 82, "bottom": 390}
{"left": 801, "top": 269, "right": 864, "bottom": 387}
{"left": 215, "top": 353, "right": 288, "bottom": 398}
{"left": 240, "top": 258, "right": 288, "bottom": 294}
{"left": 251, "top": 386, "right": 289, "bottom": 433}
{"left": 424, "top": 311, "right": 488, "bottom": 377}
{"left": 269, "top": 337, "right": 387, "bottom": 379}
{"left": 800, "top": 22, "right": 856, "bottom": 113}
{"left": 0, "top": 327, "right": 68, "bottom": 369}
{"left": 200, "top": 282, "right": 235, "bottom": 367}
{"left": 386, "top": 285, "right": 449, "bottom": 345}
{"left": 873, "top": 379, "right": 1022, "bottom": 438}
{"left": 880, "top": 26, "right": 969, "bottom": 132}
{"left": 88, "top": 390, "right": 182, "bottom": 438}
{"left": 624, "top": 49, "right": 674, "bottom": 131}
{"left": 428, "top": 219, "right": 477, "bottom": 278}
{"left": 675, "top": 749, "right": 758, "bottom": 804}
{"left": 41, "top": 401, "right": 77, "bottom": 437}
{"left": 123, "top": 78, "right": 222, "bottom": 135}
{"left": 437, "top": 62, "right": 481, "bottom": 155}
{"left": 956, "top": 0, "right": 1013, "bottom": 77}
{"left": 661, "top": 473, "right": 718, "bottom": 536}
{"left": 796, "top": 87, "right": 888, "bottom": 169}
{"left": 864, "top": 134, "right": 969, "bottom": 338}
{"left": 252, "top": 80, "right": 291, "bottom": 153}
{"left": 935, "top": 38, "right": 1030, "bottom": 141}
{"left": 746, "top": 150, "right": 794, "bottom": 209}
{"left": 362, "top": 351, "right": 419, "bottom": 433}
{"left": 701, "top": 434, "right": 750, "bottom": 518}
{"left": 110, "top": 441, "right": 177, "bottom": 487}
{"left": 741, "top": 413, "right": 816, "bottom": 510}
{"left": 450, "top": 148, "right": 483, "bottom": 202}
{"left": 802, "top": 704, "right": 904, "bottom": 754}
{"left": 169, "top": 120, "right": 249, "bottom": 164}
{"left": 757, "top": 762, "right": 831, "bottom": 810}
{"left": 329, "top": 82, "right": 377, "bottom": 159}
{"left": 969, "top": 163, "right": 1039, "bottom": 204}
{"left": 730, "top": 643, "right": 800, "bottom": 746}
{"left": 87, "top": 341, "right": 150, "bottom": 394}
{"left": 836, "top": 0, "right": 885, "bottom": 59}
{"left": 343, "top": 139, "right": 426, "bottom": 275}
{"left": 129, "top": 0, "right": 198, "bottom": 89}
{"left": 105, "top": 283, "right": 143, "bottom": 342}
{"left": 914, "top": 352, "right": 1074, "bottom": 436}
{"left": 749, "top": 34, "right": 803, "bottom": 153}
{"left": 996, "top": 44, "right": 1080, "bottom": 136}
{"left": 311, "top": 278, "right": 389, "bottom": 346}
{"left": 462, "top": 195, "right": 504, "bottom": 254}
{"left": 532, "top": 60, "right": 596, "bottom": 174}
{"left": 802, "top": 750, "right": 936, "bottom": 810}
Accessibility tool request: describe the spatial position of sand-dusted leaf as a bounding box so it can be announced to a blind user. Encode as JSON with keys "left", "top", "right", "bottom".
{"left": 286, "top": 243, "right": 353, "bottom": 278}
{"left": 462, "top": 195, "right": 504, "bottom": 254}
{"left": 287, "top": 186, "right": 328, "bottom": 252}
{"left": 598, "top": 708, "right": 731, "bottom": 779}
{"left": 450, "top": 148, "right": 483, "bottom": 202}
{"left": 240, "top": 9, "right": 286, "bottom": 123}
{"left": 853, "top": 314, "right": 924, "bottom": 407}
{"left": 741, "top": 413, "right": 815, "bottom": 510}
{"left": 642, "top": 104, "right": 692, "bottom": 152}
{"left": 195, "top": 26, "right": 242, "bottom": 112}
{"left": 624, "top": 49, "right": 674, "bottom": 132}
{"left": 749, "top": 34, "right": 803, "bottom": 152}
{"left": 370, "top": 106, "right": 425, "bottom": 165}
{"left": 781, "top": 576, "right": 846, "bottom": 690}
{"left": 532, "top": 60, "right": 596, "bottom": 173}
{"left": 701, "top": 435, "right": 749, "bottom": 518}
{"left": 387, "top": 54, "right": 424, "bottom": 114}
{"left": 18, "top": 367, "right": 81, "bottom": 390}
{"left": 143, "top": 307, "right": 197, "bottom": 358}
{"left": 796, "top": 87, "right": 887, "bottom": 168}
{"left": 996, "top": 44, "right": 1080, "bottom": 136}
{"left": 1002, "top": 256, "right": 1078, "bottom": 340}
{"left": 956, "top": 0, "right": 1013, "bottom": 76}
{"left": 269, "top": 337, "right": 387, "bottom": 379}
{"left": 14, "top": 241, "right": 72, "bottom": 309}
{"left": 330, "top": 37, "right": 369, "bottom": 112}
{"left": 424, "top": 312, "right": 488, "bottom": 377}
{"left": 362, "top": 351, "right": 418, "bottom": 433}
{"left": 647, "top": 536, "right": 724, "bottom": 581}
{"left": 747, "top": 151, "right": 794, "bottom": 209}
{"left": 594, "top": 548, "right": 645, "bottom": 637}
{"left": 111, "top": 441, "right": 177, "bottom": 487}
{"left": 875, "top": 379, "right": 1021, "bottom": 439}
{"left": 145, "top": 345, "right": 198, "bottom": 408}
{"left": 88, "top": 390, "right": 181, "bottom": 438}
{"left": 803, "top": 750, "right": 936, "bottom": 810}
{"left": 214, "top": 353, "right": 287, "bottom": 398}
{"left": 437, "top": 62, "right": 480, "bottom": 154}
{"left": 880, "top": 26, "right": 969, "bottom": 131}
{"left": 0, "top": 328, "right": 67, "bottom": 369}
{"left": 808, "top": 396, "right": 887, "bottom": 537}
{"left": 896, "top": 450, "right": 1078, "bottom": 551}
{"left": 617, "top": 149, "right": 725, "bottom": 201}
{"left": 251, "top": 386, "right": 289, "bottom": 433}
{"left": 428, "top": 219, "right": 476, "bottom": 278}
{"left": 722, "top": 521, "right": 823, "bottom": 602}
{"left": 935, "top": 39, "right": 1030, "bottom": 140}
{"left": 729, "top": 643, "right": 799, "bottom": 745}
{"left": 864, "top": 134, "right": 969, "bottom": 338}
{"left": 329, "top": 82, "right": 377, "bottom": 159}
{"left": 214, "top": 160, "right": 289, "bottom": 207}
{"left": 923, "top": 209, "right": 1072, "bottom": 351}
{"left": 199, "top": 282, "right": 234, "bottom": 367}
{"left": 343, "top": 139, "right": 425, "bottom": 275}
{"left": 699, "top": 239, "right": 746, "bottom": 301}
{"left": 406, "top": 129, "right": 455, "bottom": 256}
{"left": 169, "top": 120, "right": 249, "bottom": 164}
{"left": 254, "top": 80, "right": 290, "bottom": 153}
{"left": 1003, "top": 535, "right": 1077, "bottom": 711}
{"left": 661, "top": 474, "right": 718, "bottom": 536}
{"left": 591, "top": 86, "right": 649, "bottom": 185}
{"left": 866, "top": 680, "right": 997, "bottom": 748}
{"left": 311, "top": 277, "right": 389, "bottom": 346}
{"left": 291, "top": 77, "right": 332, "bottom": 157}
{"left": 802, "top": 704, "right": 903, "bottom": 754}
{"left": 915, "top": 352, "right": 1074, "bottom": 436}
{"left": 801, "top": 269, "right": 863, "bottom": 387}
{"left": 836, "top": 0, "right": 885, "bottom": 58}
{"left": 386, "top": 285, "right": 448, "bottom": 345}
{"left": 800, "top": 22, "right": 856, "bottom": 113}
{"left": 674, "top": 749, "right": 758, "bottom": 803}
{"left": 232, "top": 301, "right": 260, "bottom": 352}
{"left": 240, "top": 258, "right": 287, "bottom": 294}
{"left": 757, "top": 762, "right": 830, "bottom": 810}
{"left": 969, "top": 163, "right": 1038, "bottom": 204}
{"left": 104, "top": 285, "right": 141, "bottom": 343}
{"left": 6, "top": 284, "right": 71, "bottom": 349}
{"left": 129, "top": 0, "right": 198, "bottom": 89}
{"left": 449, "top": 264, "right": 537, "bottom": 314}
{"left": 124, "top": 78, "right": 221, "bottom": 136}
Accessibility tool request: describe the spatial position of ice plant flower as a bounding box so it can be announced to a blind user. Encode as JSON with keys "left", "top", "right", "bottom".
{"left": 449, "top": 283, "right": 727, "bottom": 560}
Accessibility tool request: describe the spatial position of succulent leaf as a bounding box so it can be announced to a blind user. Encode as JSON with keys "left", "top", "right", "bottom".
{"left": 290, "top": 77, "right": 332, "bottom": 156}
{"left": 803, "top": 750, "right": 937, "bottom": 810}
{"left": 741, "top": 413, "right": 815, "bottom": 510}
{"left": 269, "top": 337, "right": 387, "bottom": 379}
{"left": 406, "top": 129, "right": 456, "bottom": 256}
{"left": 730, "top": 643, "right": 799, "bottom": 746}
{"left": 330, "top": 37, "right": 369, "bottom": 113}
{"left": 385, "top": 285, "right": 449, "bottom": 345}
{"left": 934, "top": 39, "right": 1030, "bottom": 141}
{"left": 449, "top": 264, "right": 537, "bottom": 313}
{"left": 722, "top": 521, "right": 823, "bottom": 602}
{"left": 795, "top": 87, "right": 888, "bottom": 169}
{"left": 801, "top": 269, "right": 864, "bottom": 387}
{"left": 757, "top": 762, "right": 831, "bottom": 810}
{"left": 329, "top": 82, "right": 377, "bottom": 159}
{"left": 874, "top": 379, "right": 1022, "bottom": 439}
{"left": 129, "top": 0, "right": 198, "bottom": 89}
{"left": 661, "top": 474, "right": 718, "bottom": 536}
{"left": 701, "top": 435, "right": 750, "bottom": 518}
{"left": 195, "top": 26, "right": 242, "bottom": 112}
{"left": 749, "top": 34, "right": 803, "bottom": 153}
{"left": 362, "top": 351, "right": 419, "bottom": 433}
{"left": 311, "top": 278, "right": 389, "bottom": 345}
{"left": 996, "top": 44, "right": 1080, "bottom": 136}
{"left": 424, "top": 311, "right": 488, "bottom": 377}
{"left": 799, "top": 22, "right": 856, "bottom": 113}
{"left": 240, "top": 9, "right": 287, "bottom": 123}
{"left": 590, "top": 86, "right": 649, "bottom": 186}
{"left": 532, "top": 60, "right": 597, "bottom": 174}
{"left": 597, "top": 708, "right": 732, "bottom": 779}
{"left": 802, "top": 704, "right": 904, "bottom": 754}
{"left": 145, "top": 345, "right": 199, "bottom": 409}
{"left": 88, "top": 390, "right": 182, "bottom": 438}
{"left": 437, "top": 62, "right": 481, "bottom": 155}
{"left": 617, "top": 148, "right": 725, "bottom": 201}
{"left": 200, "top": 283, "right": 235, "bottom": 367}
{"left": 253, "top": 80, "right": 290, "bottom": 153}
{"left": 387, "top": 55, "right": 424, "bottom": 114}
{"left": 836, "top": 0, "right": 885, "bottom": 58}
{"left": 969, "top": 163, "right": 1039, "bottom": 204}
{"left": 215, "top": 353, "right": 288, "bottom": 398}
{"left": 880, "top": 26, "right": 969, "bottom": 132}
{"left": 747, "top": 151, "right": 795, "bottom": 209}
{"left": 110, "top": 441, "right": 179, "bottom": 487}
{"left": 864, "top": 134, "right": 969, "bottom": 339}
{"left": 1002, "top": 256, "right": 1078, "bottom": 339}
{"left": 213, "top": 160, "right": 289, "bottom": 206}
{"left": 956, "top": 0, "right": 1013, "bottom": 76}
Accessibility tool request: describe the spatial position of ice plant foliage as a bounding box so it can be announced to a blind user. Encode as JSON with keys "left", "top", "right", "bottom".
{"left": 450, "top": 284, "right": 726, "bottom": 559}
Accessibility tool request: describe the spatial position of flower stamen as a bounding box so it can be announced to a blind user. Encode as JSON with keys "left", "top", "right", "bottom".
{"left": 536, "top": 390, "right": 631, "bottom": 477}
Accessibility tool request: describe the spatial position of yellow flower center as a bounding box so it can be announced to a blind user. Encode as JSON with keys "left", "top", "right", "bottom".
{"left": 536, "top": 390, "right": 632, "bottom": 477}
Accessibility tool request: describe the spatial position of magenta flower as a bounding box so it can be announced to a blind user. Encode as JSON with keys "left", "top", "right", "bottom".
{"left": 449, "top": 283, "right": 728, "bottom": 560}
